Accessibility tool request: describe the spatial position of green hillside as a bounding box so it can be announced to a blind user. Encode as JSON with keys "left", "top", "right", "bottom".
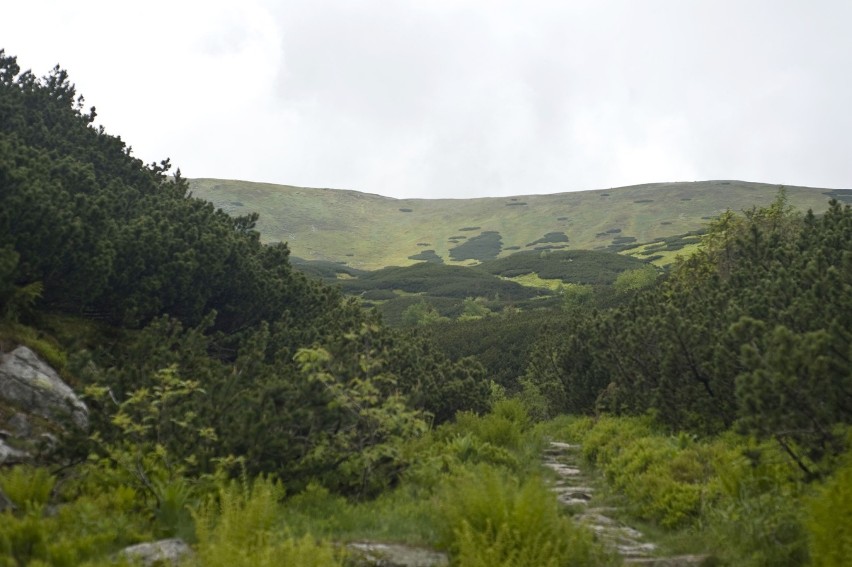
{"left": 188, "top": 178, "right": 845, "bottom": 270}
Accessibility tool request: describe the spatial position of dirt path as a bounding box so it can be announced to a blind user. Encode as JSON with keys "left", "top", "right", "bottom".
{"left": 543, "top": 441, "right": 708, "bottom": 566}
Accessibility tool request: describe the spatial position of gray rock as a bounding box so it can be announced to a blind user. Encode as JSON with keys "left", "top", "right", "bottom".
{"left": 546, "top": 441, "right": 714, "bottom": 566}
{"left": 0, "top": 346, "right": 88, "bottom": 430}
{"left": 118, "top": 538, "right": 193, "bottom": 566}
{"left": 345, "top": 542, "right": 449, "bottom": 567}
{"left": 0, "top": 437, "right": 29, "bottom": 465}
{"left": 7, "top": 412, "right": 32, "bottom": 437}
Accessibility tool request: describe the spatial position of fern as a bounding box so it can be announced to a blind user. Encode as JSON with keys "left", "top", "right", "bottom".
{"left": 0, "top": 465, "right": 55, "bottom": 512}
{"left": 191, "top": 476, "right": 344, "bottom": 567}
{"left": 2, "top": 281, "right": 43, "bottom": 322}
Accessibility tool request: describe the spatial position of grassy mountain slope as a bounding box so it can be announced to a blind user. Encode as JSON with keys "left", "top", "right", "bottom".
{"left": 188, "top": 178, "right": 843, "bottom": 270}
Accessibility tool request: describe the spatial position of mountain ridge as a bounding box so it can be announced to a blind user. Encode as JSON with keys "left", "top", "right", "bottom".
{"left": 188, "top": 178, "right": 846, "bottom": 270}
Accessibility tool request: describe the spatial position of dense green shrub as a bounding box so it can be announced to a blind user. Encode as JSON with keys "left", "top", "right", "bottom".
{"left": 450, "top": 400, "right": 530, "bottom": 452}
{"left": 562, "top": 415, "right": 815, "bottom": 564}
{"left": 613, "top": 265, "right": 660, "bottom": 294}
{"left": 548, "top": 195, "right": 851, "bottom": 472}
{"left": 480, "top": 249, "right": 648, "bottom": 284}
{"left": 448, "top": 231, "right": 503, "bottom": 262}
{"left": 425, "top": 310, "right": 556, "bottom": 392}
{"left": 361, "top": 289, "right": 397, "bottom": 300}
{"left": 436, "top": 466, "right": 615, "bottom": 566}
{"left": 339, "top": 262, "right": 539, "bottom": 301}
{"left": 707, "top": 441, "right": 809, "bottom": 566}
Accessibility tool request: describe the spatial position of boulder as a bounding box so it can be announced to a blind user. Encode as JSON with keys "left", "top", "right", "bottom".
{"left": 6, "top": 412, "right": 32, "bottom": 437}
{"left": 118, "top": 538, "right": 193, "bottom": 566}
{"left": 0, "top": 346, "right": 88, "bottom": 430}
{"left": 345, "top": 542, "right": 449, "bottom": 567}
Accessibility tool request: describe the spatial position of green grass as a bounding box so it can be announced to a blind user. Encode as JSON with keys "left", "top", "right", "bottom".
{"left": 622, "top": 242, "right": 703, "bottom": 267}
{"left": 189, "top": 179, "right": 836, "bottom": 270}
{"left": 502, "top": 273, "right": 564, "bottom": 291}
{"left": 620, "top": 233, "right": 704, "bottom": 266}
{"left": 0, "top": 321, "right": 67, "bottom": 372}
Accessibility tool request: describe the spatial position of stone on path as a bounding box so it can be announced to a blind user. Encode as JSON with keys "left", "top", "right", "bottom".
{"left": 345, "top": 541, "right": 449, "bottom": 567}
{"left": 544, "top": 441, "right": 710, "bottom": 566}
{"left": 118, "top": 539, "right": 193, "bottom": 566}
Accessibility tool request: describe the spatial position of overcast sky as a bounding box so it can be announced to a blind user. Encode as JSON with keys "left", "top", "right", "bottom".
{"left": 3, "top": 1, "right": 850, "bottom": 198}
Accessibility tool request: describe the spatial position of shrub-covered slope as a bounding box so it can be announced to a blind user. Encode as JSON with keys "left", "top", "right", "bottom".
{"left": 0, "top": 50, "right": 489, "bottom": 494}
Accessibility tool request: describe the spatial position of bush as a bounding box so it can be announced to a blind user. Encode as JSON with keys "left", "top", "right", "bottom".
{"left": 0, "top": 478, "right": 151, "bottom": 566}
{"left": 451, "top": 399, "right": 529, "bottom": 453}
{"left": 436, "top": 466, "right": 615, "bottom": 566}
{"left": 807, "top": 455, "right": 852, "bottom": 566}
{"left": 448, "top": 231, "right": 503, "bottom": 262}
{"left": 580, "top": 415, "right": 655, "bottom": 465}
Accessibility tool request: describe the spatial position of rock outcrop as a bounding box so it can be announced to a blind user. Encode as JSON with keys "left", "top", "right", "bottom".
{"left": 0, "top": 436, "right": 29, "bottom": 465}
{"left": 0, "top": 346, "right": 88, "bottom": 430}
{"left": 0, "top": 345, "right": 88, "bottom": 463}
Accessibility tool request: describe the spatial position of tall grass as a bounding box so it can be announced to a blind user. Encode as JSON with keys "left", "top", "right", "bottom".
{"left": 191, "top": 476, "right": 344, "bottom": 567}
{"left": 436, "top": 465, "right": 616, "bottom": 566}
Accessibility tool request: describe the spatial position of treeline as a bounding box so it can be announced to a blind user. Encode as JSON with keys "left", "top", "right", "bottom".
{"left": 0, "top": 51, "right": 488, "bottom": 495}
{"left": 292, "top": 248, "right": 653, "bottom": 326}
{"left": 525, "top": 194, "right": 852, "bottom": 474}
{"left": 479, "top": 248, "right": 650, "bottom": 284}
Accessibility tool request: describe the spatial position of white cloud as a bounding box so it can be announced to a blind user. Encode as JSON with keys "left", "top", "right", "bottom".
{"left": 2, "top": 0, "right": 850, "bottom": 197}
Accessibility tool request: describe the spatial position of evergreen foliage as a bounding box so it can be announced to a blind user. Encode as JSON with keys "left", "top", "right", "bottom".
{"left": 448, "top": 231, "right": 503, "bottom": 262}
{"left": 530, "top": 193, "right": 852, "bottom": 471}
{"left": 426, "top": 310, "right": 557, "bottom": 392}
{"left": 0, "top": 51, "right": 489, "bottom": 495}
{"left": 339, "top": 262, "right": 541, "bottom": 300}
{"left": 479, "top": 249, "right": 649, "bottom": 284}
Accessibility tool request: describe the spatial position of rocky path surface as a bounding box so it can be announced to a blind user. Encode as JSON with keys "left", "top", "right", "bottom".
{"left": 543, "top": 441, "right": 708, "bottom": 566}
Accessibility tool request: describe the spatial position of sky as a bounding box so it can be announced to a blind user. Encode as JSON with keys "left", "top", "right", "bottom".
{"left": 3, "top": 1, "right": 851, "bottom": 199}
